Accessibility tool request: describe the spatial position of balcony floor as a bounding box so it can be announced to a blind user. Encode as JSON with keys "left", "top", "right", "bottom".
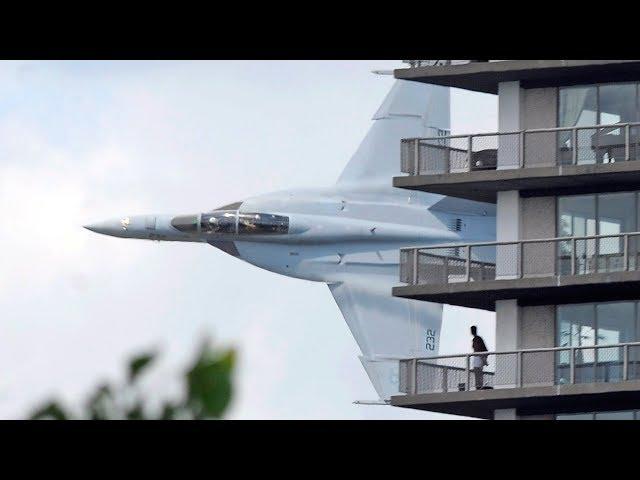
{"left": 393, "top": 270, "right": 640, "bottom": 311}
{"left": 391, "top": 380, "right": 640, "bottom": 419}
{"left": 393, "top": 161, "right": 640, "bottom": 203}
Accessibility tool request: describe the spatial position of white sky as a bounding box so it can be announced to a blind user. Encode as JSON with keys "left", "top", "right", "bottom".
{"left": 0, "top": 60, "right": 497, "bottom": 419}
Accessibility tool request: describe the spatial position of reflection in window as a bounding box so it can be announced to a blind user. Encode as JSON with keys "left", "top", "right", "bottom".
{"left": 559, "top": 86, "right": 598, "bottom": 129}
{"left": 558, "top": 195, "right": 596, "bottom": 237}
{"left": 556, "top": 301, "right": 640, "bottom": 385}
{"left": 597, "top": 302, "right": 635, "bottom": 348}
{"left": 599, "top": 192, "right": 636, "bottom": 259}
{"left": 599, "top": 83, "right": 637, "bottom": 125}
{"left": 557, "top": 410, "right": 639, "bottom": 420}
{"left": 558, "top": 86, "right": 598, "bottom": 165}
{"left": 238, "top": 213, "right": 289, "bottom": 235}
{"left": 557, "top": 191, "right": 639, "bottom": 274}
{"left": 557, "top": 304, "right": 595, "bottom": 381}
{"left": 556, "top": 413, "right": 596, "bottom": 420}
{"left": 198, "top": 211, "right": 290, "bottom": 235}
{"left": 558, "top": 83, "right": 640, "bottom": 164}
{"left": 201, "top": 211, "right": 237, "bottom": 234}
{"left": 595, "top": 410, "right": 636, "bottom": 420}
{"left": 598, "top": 192, "right": 636, "bottom": 234}
{"left": 557, "top": 195, "right": 596, "bottom": 274}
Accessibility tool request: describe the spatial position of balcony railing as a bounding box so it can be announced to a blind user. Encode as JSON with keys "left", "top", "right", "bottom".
{"left": 400, "top": 232, "right": 640, "bottom": 286}
{"left": 400, "top": 122, "right": 640, "bottom": 176}
{"left": 395, "top": 342, "right": 640, "bottom": 395}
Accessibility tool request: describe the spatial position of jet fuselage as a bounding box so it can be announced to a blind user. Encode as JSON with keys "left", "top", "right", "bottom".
{"left": 84, "top": 186, "right": 495, "bottom": 285}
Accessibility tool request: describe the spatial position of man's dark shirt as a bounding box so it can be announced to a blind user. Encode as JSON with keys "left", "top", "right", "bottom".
{"left": 472, "top": 335, "right": 487, "bottom": 353}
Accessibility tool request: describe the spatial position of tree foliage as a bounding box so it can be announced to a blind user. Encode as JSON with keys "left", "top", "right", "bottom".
{"left": 30, "top": 340, "right": 235, "bottom": 420}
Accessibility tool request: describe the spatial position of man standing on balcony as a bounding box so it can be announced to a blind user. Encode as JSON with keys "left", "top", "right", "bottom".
{"left": 471, "top": 326, "right": 488, "bottom": 389}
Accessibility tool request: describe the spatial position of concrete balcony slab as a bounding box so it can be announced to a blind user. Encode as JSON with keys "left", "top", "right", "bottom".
{"left": 393, "top": 270, "right": 640, "bottom": 311}
{"left": 393, "top": 160, "right": 640, "bottom": 203}
{"left": 394, "top": 60, "right": 640, "bottom": 94}
{"left": 391, "top": 380, "right": 640, "bottom": 419}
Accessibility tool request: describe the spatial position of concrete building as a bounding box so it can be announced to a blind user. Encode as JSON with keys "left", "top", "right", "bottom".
{"left": 391, "top": 60, "right": 640, "bottom": 420}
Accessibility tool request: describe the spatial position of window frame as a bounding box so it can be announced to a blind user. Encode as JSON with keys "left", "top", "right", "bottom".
{"left": 556, "top": 190, "right": 640, "bottom": 238}
{"left": 557, "top": 82, "right": 640, "bottom": 128}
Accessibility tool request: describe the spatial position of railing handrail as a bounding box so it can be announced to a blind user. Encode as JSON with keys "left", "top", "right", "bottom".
{"left": 380, "top": 341, "right": 640, "bottom": 363}
{"left": 402, "top": 121, "right": 640, "bottom": 143}
{"left": 401, "top": 230, "right": 640, "bottom": 254}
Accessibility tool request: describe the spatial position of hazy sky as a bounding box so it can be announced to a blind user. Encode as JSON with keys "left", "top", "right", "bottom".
{"left": 0, "top": 60, "right": 497, "bottom": 419}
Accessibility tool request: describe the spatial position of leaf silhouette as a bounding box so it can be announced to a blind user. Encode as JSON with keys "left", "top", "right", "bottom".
{"left": 128, "top": 352, "right": 156, "bottom": 383}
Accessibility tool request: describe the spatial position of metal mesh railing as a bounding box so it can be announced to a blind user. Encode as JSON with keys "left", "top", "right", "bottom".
{"left": 397, "top": 342, "right": 640, "bottom": 395}
{"left": 555, "top": 344, "right": 640, "bottom": 385}
{"left": 401, "top": 122, "right": 640, "bottom": 176}
{"left": 399, "top": 232, "right": 640, "bottom": 286}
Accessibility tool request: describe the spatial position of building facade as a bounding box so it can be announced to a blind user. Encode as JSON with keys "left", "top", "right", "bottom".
{"left": 391, "top": 60, "right": 640, "bottom": 419}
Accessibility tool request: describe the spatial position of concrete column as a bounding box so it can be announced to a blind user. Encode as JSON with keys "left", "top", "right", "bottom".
{"left": 522, "top": 88, "right": 558, "bottom": 167}
{"left": 495, "top": 299, "right": 520, "bottom": 395}
{"left": 494, "top": 408, "right": 518, "bottom": 420}
{"left": 497, "top": 81, "right": 523, "bottom": 170}
{"left": 495, "top": 300, "right": 520, "bottom": 351}
{"left": 494, "top": 81, "right": 525, "bottom": 422}
{"left": 497, "top": 190, "right": 521, "bottom": 279}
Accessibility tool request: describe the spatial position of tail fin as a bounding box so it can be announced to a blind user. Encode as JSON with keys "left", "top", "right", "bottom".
{"left": 336, "top": 79, "right": 450, "bottom": 188}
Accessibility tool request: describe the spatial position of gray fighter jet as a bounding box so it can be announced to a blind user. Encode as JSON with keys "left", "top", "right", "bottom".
{"left": 85, "top": 79, "right": 496, "bottom": 401}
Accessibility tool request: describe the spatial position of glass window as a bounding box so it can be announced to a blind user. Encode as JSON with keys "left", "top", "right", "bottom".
{"left": 557, "top": 410, "right": 639, "bottom": 420}
{"left": 598, "top": 193, "right": 636, "bottom": 265}
{"left": 556, "top": 413, "right": 595, "bottom": 420}
{"left": 597, "top": 302, "right": 636, "bottom": 345}
{"left": 596, "top": 302, "right": 635, "bottom": 379}
{"left": 558, "top": 194, "right": 596, "bottom": 237}
{"left": 238, "top": 213, "right": 289, "bottom": 235}
{"left": 599, "top": 192, "right": 636, "bottom": 235}
{"left": 557, "top": 301, "right": 639, "bottom": 384}
{"left": 559, "top": 86, "right": 598, "bottom": 128}
{"left": 557, "top": 304, "right": 595, "bottom": 383}
{"left": 201, "top": 211, "right": 237, "bottom": 234}
{"left": 558, "top": 304, "right": 595, "bottom": 348}
{"left": 558, "top": 191, "right": 640, "bottom": 273}
{"left": 558, "top": 83, "right": 640, "bottom": 165}
{"left": 599, "top": 83, "right": 637, "bottom": 125}
{"left": 559, "top": 86, "right": 598, "bottom": 165}
{"left": 558, "top": 195, "right": 597, "bottom": 274}
{"left": 595, "top": 410, "right": 635, "bottom": 420}
{"left": 598, "top": 84, "right": 637, "bottom": 163}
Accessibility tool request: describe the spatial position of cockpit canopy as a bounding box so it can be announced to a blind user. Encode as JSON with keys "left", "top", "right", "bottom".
{"left": 171, "top": 214, "right": 198, "bottom": 233}
{"left": 171, "top": 211, "right": 289, "bottom": 235}
{"left": 237, "top": 212, "right": 289, "bottom": 235}
{"left": 201, "top": 211, "right": 237, "bottom": 234}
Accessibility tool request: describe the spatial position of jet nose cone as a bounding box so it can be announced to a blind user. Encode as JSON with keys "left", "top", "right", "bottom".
{"left": 83, "top": 218, "right": 126, "bottom": 237}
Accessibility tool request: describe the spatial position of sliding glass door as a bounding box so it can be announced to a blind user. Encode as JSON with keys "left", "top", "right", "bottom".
{"left": 557, "top": 301, "right": 639, "bottom": 384}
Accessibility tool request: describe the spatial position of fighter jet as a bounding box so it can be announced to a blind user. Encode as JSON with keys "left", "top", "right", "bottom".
{"left": 85, "top": 79, "right": 496, "bottom": 401}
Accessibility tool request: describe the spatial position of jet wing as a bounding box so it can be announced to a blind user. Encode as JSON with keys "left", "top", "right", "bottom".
{"left": 336, "top": 79, "right": 450, "bottom": 188}
{"left": 330, "top": 80, "right": 451, "bottom": 400}
{"left": 328, "top": 279, "right": 443, "bottom": 401}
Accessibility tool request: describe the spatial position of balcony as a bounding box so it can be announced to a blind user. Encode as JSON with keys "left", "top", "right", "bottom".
{"left": 394, "top": 232, "right": 640, "bottom": 310}
{"left": 394, "top": 123, "right": 640, "bottom": 203}
{"left": 390, "top": 342, "right": 640, "bottom": 419}
{"left": 394, "top": 60, "right": 640, "bottom": 94}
